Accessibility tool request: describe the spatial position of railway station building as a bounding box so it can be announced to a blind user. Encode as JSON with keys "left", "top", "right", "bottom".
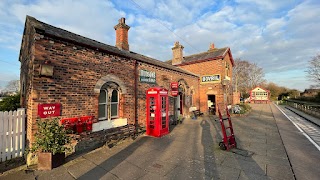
{"left": 19, "top": 16, "right": 235, "bottom": 154}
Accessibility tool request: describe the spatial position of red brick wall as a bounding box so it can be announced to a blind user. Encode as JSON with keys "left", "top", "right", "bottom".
{"left": 233, "top": 92, "right": 240, "bottom": 104}
{"left": 19, "top": 21, "right": 37, "bottom": 144}
{"left": 136, "top": 63, "right": 199, "bottom": 125}
{"left": 177, "top": 54, "right": 233, "bottom": 114}
{"left": 22, "top": 32, "right": 199, "bottom": 145}
{"left": 115, "top": 28, "right": 129, "bottom": 50}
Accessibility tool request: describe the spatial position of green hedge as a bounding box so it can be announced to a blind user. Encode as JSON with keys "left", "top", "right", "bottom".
{"left": 0, "top": 94, "right": 20, "bottom": 111}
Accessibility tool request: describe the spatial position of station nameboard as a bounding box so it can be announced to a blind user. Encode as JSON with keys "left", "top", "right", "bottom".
{"left": 140, "top": 69, "right": 156, "bottom": 84}
{"left": 200, "top": 74, "right": 221, "bottom": 84}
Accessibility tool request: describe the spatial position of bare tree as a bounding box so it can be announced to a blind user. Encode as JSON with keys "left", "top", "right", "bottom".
{"left": 232, "top": 59, "right": 266, "bottom": 96}
{"left": 306, "top": 54, "right": 320, "bottom": 87}
{"left": 5, "top": 80, "right": 20, "bottom": 92}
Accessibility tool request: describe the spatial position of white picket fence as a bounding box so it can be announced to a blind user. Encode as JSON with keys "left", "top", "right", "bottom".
{"left": 0, "top": 108, "right": 25, "bottom": 162}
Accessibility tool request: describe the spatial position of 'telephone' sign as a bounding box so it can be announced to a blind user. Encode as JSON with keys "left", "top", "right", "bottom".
{"left": 200, "top": 74, "right": 221, "bottom": 84}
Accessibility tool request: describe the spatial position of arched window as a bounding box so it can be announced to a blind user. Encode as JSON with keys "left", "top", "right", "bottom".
{"left": 98, "top": 82, "right": 120, "bottom": 121}
{"left": 111, "top": 89, "right": 119, "bottom": 118}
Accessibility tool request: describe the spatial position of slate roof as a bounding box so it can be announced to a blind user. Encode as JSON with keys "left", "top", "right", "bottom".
{"left": 24, "top": 16, "right": 198, "bottom": 77}
{"left": 165, "top": 47, "right": 234, "bottom": 66}
{"left": 184, "top": 48, "right": 229, "bottom": 62}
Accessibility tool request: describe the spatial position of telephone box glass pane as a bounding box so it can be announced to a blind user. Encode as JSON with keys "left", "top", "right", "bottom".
{"left": 161, "top": 96, "right": 166, "bottom": 129}
{"left": 149, "top": 97, "right": 155, "bottom": 129}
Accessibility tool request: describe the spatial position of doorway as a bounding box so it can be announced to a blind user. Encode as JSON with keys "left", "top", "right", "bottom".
{"left": 207, "top": 95, "right": 216, "bottom": 115}
{"left": 175, "top": 92, "right": 183, "bottom": 117}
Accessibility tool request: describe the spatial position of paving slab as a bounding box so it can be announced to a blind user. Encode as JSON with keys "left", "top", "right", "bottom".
{"left": 64, "top": 157, "right": 99, "bottom": 179}
{"left": 0, "top": 169, "right": 36, "bottom": 180}
{"left": 165, "top": 166, "right": 212, "bottom": 180}
{"left": 35, "top": 166, "right": 74, "bottom": 180}
{"left": 266, "top": 164, "right": 294, "bottom": 180}
{"left": 109, "top": 160, "right": 147, "bottom": 180}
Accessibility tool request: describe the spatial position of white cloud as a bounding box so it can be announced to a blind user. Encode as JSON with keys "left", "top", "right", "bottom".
{"left": 0, "top": 0, "right": 319, "bottom": 91}
{"left": 11, "top": 0, "right": 126, "bottom": 45}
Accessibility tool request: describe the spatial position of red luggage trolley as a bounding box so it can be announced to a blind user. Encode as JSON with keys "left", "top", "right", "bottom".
{"left": 218, "top": 106, "right": 237, "bottom": 150}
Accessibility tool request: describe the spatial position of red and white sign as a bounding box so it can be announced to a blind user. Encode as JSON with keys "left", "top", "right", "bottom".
{"left": 171, "top": 90, "right": 179, "bottom": 96}
{"left": 171, "top": 82, "right": 179, "bottom": 96}
{"left": 160, "top": 90, "right": 168, "bottom": 95}
{"left": 38, "top": 103, "right": 61, "bottom": 118}
{"left": 171, "top": 82, "right": 178, "bottom": 89}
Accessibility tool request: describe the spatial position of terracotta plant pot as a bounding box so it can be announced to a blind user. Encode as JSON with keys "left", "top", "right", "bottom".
{"left": 38, "top": 152, "right": 65, "bottom": 170}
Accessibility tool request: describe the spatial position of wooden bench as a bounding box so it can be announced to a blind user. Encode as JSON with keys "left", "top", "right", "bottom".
{"left": 192, "top": 110, "right": 204, "bottom": 118}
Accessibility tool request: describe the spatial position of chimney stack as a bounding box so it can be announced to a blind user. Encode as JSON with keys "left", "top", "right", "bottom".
{"left": 208, "top": 43, "right": 215, "bottom": 51}
{"left": 114, "top": 17, "right": 130, "bottom": 50}
{"left": 171, "top": 41, "right": 184, "bottom": 65}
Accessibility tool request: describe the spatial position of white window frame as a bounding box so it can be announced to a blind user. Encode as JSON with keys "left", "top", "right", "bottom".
{"left": 98, "top": 88, "right": 119, "bottom": 121}
{"left": 98, "top": 89, "right": 108, "bottom": 121}
{"left": 110, "top": 89, "right": 119, "bottom": 119}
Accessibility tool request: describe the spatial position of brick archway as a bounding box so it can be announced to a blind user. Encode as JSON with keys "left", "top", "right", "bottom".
{"left": 94, "top": 75, "right": 127, "bottom": 94}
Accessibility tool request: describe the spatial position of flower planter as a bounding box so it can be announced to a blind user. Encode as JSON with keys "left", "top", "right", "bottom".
{"left": 38, "top": 152, "right": 65, "bottom": 170}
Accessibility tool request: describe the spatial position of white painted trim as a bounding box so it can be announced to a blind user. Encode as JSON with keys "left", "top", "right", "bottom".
{"left": 92, "top": 118, "right": 128, "bottom": 132}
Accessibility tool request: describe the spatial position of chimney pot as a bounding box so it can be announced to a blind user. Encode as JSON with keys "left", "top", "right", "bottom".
{"left": 120, "top": 17, "right": 125, "bottom": 24}
{"left": 210, "top": 43, "right": 215, "bottom": 50}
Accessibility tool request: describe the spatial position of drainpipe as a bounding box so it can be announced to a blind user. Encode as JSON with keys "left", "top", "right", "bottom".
{"left": 134, "top": 60, "right": 138, "bottom": 134}
{"left": 198, "top": 77, "right": 201, "bottom": 112}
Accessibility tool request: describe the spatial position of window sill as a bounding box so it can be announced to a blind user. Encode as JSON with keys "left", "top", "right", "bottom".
{"left": 98, "top": 117, "right": 119, "bottom": 121}
{"left": 92, "top": 118, "right": 128, "bottom": 132}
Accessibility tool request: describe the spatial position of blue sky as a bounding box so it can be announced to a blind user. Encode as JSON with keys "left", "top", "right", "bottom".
{"left": 0, "top": 0, "right": 319, "bottom": 91}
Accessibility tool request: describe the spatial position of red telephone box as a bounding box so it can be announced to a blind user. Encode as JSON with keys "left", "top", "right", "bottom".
{"left": 146, "top": 87, "right": 169, "bottom": 137}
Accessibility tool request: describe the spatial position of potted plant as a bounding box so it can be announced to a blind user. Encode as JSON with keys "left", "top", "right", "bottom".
{"left": 29, "top": 118, "right": 71, "bottom": 170}
{"left": 177, "top": 115, "right": 183, "bottom": 124}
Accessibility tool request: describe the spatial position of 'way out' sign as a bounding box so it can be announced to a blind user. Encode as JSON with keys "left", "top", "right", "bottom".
{"left": 38, "top": 103, "right": 61, "bottom": 118}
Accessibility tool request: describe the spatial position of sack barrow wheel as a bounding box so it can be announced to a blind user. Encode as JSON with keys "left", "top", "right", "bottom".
{"left": 219, "top": 142, "right": 227, "bottom": 150}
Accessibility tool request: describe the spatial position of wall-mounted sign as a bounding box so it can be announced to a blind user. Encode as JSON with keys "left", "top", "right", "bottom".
{"left": 171, "top": 82, "right": 179, "bottom": 96}
{"left": 38, "top": 103, "right": 61, "bottom": 118}
{"left": 200, "top": 74, "right": 221, "bottom": 84}
{"left": 40, "top": 64, "right": 54, "bottom": 77}
{"left": 171, "top": 90, "right": 179, "bottom": 96}
{"left": 171, "top": 82, "right": 178, "bottom": 89}
{"left": 140, "top": 69, "right": 156, "bottom": 84}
